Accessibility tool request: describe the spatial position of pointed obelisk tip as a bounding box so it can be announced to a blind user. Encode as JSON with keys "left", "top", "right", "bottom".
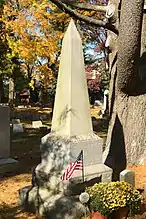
{"left": 68, "top": 18, "right": 77, "bottom": 30}
{"left": 66, "top": 18, "right": 80, "bottom": 38}
{"left": 70, "top": 18, "right": 75, "bottom": 25}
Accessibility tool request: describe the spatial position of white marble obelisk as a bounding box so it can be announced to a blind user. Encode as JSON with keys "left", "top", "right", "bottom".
{"left": 49, "top": 19, "right": 111, "bottom": 181}
{"left": 38, "top": 19, "right": 112, "bottom": 186}
{"left": 51, "top": 19, "right": 93, "bottom": 137}
{"left": 19, "top": 20, "right": 112, "bottom": 217}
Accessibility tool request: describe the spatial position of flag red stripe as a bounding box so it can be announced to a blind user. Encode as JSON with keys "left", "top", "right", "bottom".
{"left": 66, "top": 162, "right": 83, "bottom": 180}
{"left": 66, "top": 161, "right": 78, "bottom": 180}
{"left": 61, "top": 151, "right": 83, "bottom": 181}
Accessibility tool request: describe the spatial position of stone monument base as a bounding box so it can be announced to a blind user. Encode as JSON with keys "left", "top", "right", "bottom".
{"left": 71, "top": 163, "right": 112, "bottom": 183}
{"left": 19, "top": 134, "right": 112, "bottom": 218}
{"left": 19, "top": 186, "right": 88, "bottom": 219}
{"left": 0, "top": 158, "right": 19, "bottom": 174}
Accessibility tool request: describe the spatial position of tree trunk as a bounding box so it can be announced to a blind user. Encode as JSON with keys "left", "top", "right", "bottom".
{"left": 103, "top": 0, "right": 146, "bottom": 177}
{"left": 0, "top": 74, "right": 5, "bottom": 103}
{"left": 27, "top": 63, "right": 33, "bottom": 104}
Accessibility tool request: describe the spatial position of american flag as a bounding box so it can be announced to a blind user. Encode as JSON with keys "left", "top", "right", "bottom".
{"left": 61, "top": 150, "right": 83, "bottom": 181}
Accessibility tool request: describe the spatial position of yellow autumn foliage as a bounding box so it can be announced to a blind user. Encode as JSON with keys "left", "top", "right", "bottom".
{"left": 2, "top": 0, "right": 69, "bottom": 88}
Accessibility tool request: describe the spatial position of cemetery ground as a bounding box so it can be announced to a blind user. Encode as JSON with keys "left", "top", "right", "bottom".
{"left": 0, "top": 106, "right": 146, "bottom": 219}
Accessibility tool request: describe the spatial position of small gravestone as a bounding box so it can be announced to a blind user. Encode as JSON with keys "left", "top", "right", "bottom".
{"left": 94, "top": 100, "right": 103, "bottom": 107}
{"left": 0, "top": 105, "right": 18, "bottom": 173}
{"left": 12, "top": 119, "right": 24, "bottom": 133}
{"left": 32, "top": 120, "right": 43, "bottom": 129}
{"left": 12, "top": 119, "right": 20, "bottom": 124}
{"left": 0, "top": 158, "right": 18, "bottom": 173}
{"left": 13, "top": 124, "right": 24, "bottom": 133}
{"left": 17, "top": 105, "right": 24, "bottom": 108}
{"left": 120, "top": 169, "right": 135, "bottom": 187}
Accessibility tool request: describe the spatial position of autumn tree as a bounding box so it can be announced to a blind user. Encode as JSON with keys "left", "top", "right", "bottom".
{"left": 48, "top": 0, "right": 146, "bottom": 178}
{"left": 0, "top": 0, "right": 12, "bottom": 102}
{"left": 2, "top": 0, "right": 109, "bottom": 105}
{"left": 2, "top": 0, "right": 71, "bottom": 103}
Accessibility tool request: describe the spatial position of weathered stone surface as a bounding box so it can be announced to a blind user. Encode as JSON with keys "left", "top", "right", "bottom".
{"left": 120, "top": 169, "right": 135, "bottom": 186}
{"left": 19, "top": 186, "right": 87, "bottom": 219}
{"left": 51, "top": 19, "right": 93, "bottom": 137}
{"left": 35, "top": 134, "right": 112, "bottom": 195}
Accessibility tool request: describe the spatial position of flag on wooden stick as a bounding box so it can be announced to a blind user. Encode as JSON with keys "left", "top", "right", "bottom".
{"left": 61, "top": 150, "right": 84, "bottom": 181}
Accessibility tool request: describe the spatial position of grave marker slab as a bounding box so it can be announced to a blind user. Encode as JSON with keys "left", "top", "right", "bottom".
{"left": 120, "top": 169, "right": 135, "bottom": 187}
{"left": 13, "top": 123, "right": 24, "bottom": 133}
{"left": 0, "top": 158, "right": 19, "bottom": 173}
{"left": 32, "top": 120, "right": 43, "bottom": 129}
{"left": 12, "top": 119, "right": 21, "bottom": 124}
{"left": 12, "top": 119, "right": 24, "bottom": 133}
{"left": 0, "top": 105, "right": 18, "bottom": 173}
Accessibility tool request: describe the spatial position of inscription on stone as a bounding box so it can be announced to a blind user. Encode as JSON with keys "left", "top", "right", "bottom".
{"left": 70, "top": 138, "right": 103, "bottom": 166}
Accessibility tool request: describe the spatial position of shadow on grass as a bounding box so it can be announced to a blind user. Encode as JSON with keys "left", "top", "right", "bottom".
{"left": 0, "top": 203, "right": 42, "bottom": 219}
{"left": 0, "top": 204, "right": 20, "bottom": 219}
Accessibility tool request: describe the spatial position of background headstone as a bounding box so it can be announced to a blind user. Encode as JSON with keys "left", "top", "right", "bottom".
{"left": 13, "top": 123, "right": 24, "bottom": 133}
{"left": 120, "top": 169, "right": 135, "bottom": 187}
{"left": 0, "top": 105, "right": 18, "bottom": 173}
{"left": 0, "top": 105, "right": 10, "bottom": 158}
{"left": 12, "top": 118, "right": 24, "bottom": 133}
{"left": 32, "top": 120, "right": 43, "bottom": 129}
{"left": 0, "top": 158, "right": 18, "bottom": 173}
{"left": 12, "top": 119, "right": 21, "bottom": 124}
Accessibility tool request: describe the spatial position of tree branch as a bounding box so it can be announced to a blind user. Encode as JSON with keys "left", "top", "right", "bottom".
{"left": 64, "top": 2, "right": 107, "bottom": 12}
{"left": 49, "top": 0, "right": 118, "bottom": 35}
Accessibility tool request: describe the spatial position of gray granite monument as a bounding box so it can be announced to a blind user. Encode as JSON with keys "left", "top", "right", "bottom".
{"left": 0, "top": 105, "right": 18, "bottom": 173}
{"left": 19, "top": 20, "right": 112, "bottom": 218}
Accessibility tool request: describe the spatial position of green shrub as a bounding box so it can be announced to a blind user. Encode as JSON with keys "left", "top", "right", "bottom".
{"left": 86, "top": 181, "right": 141, "bottom": 216}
